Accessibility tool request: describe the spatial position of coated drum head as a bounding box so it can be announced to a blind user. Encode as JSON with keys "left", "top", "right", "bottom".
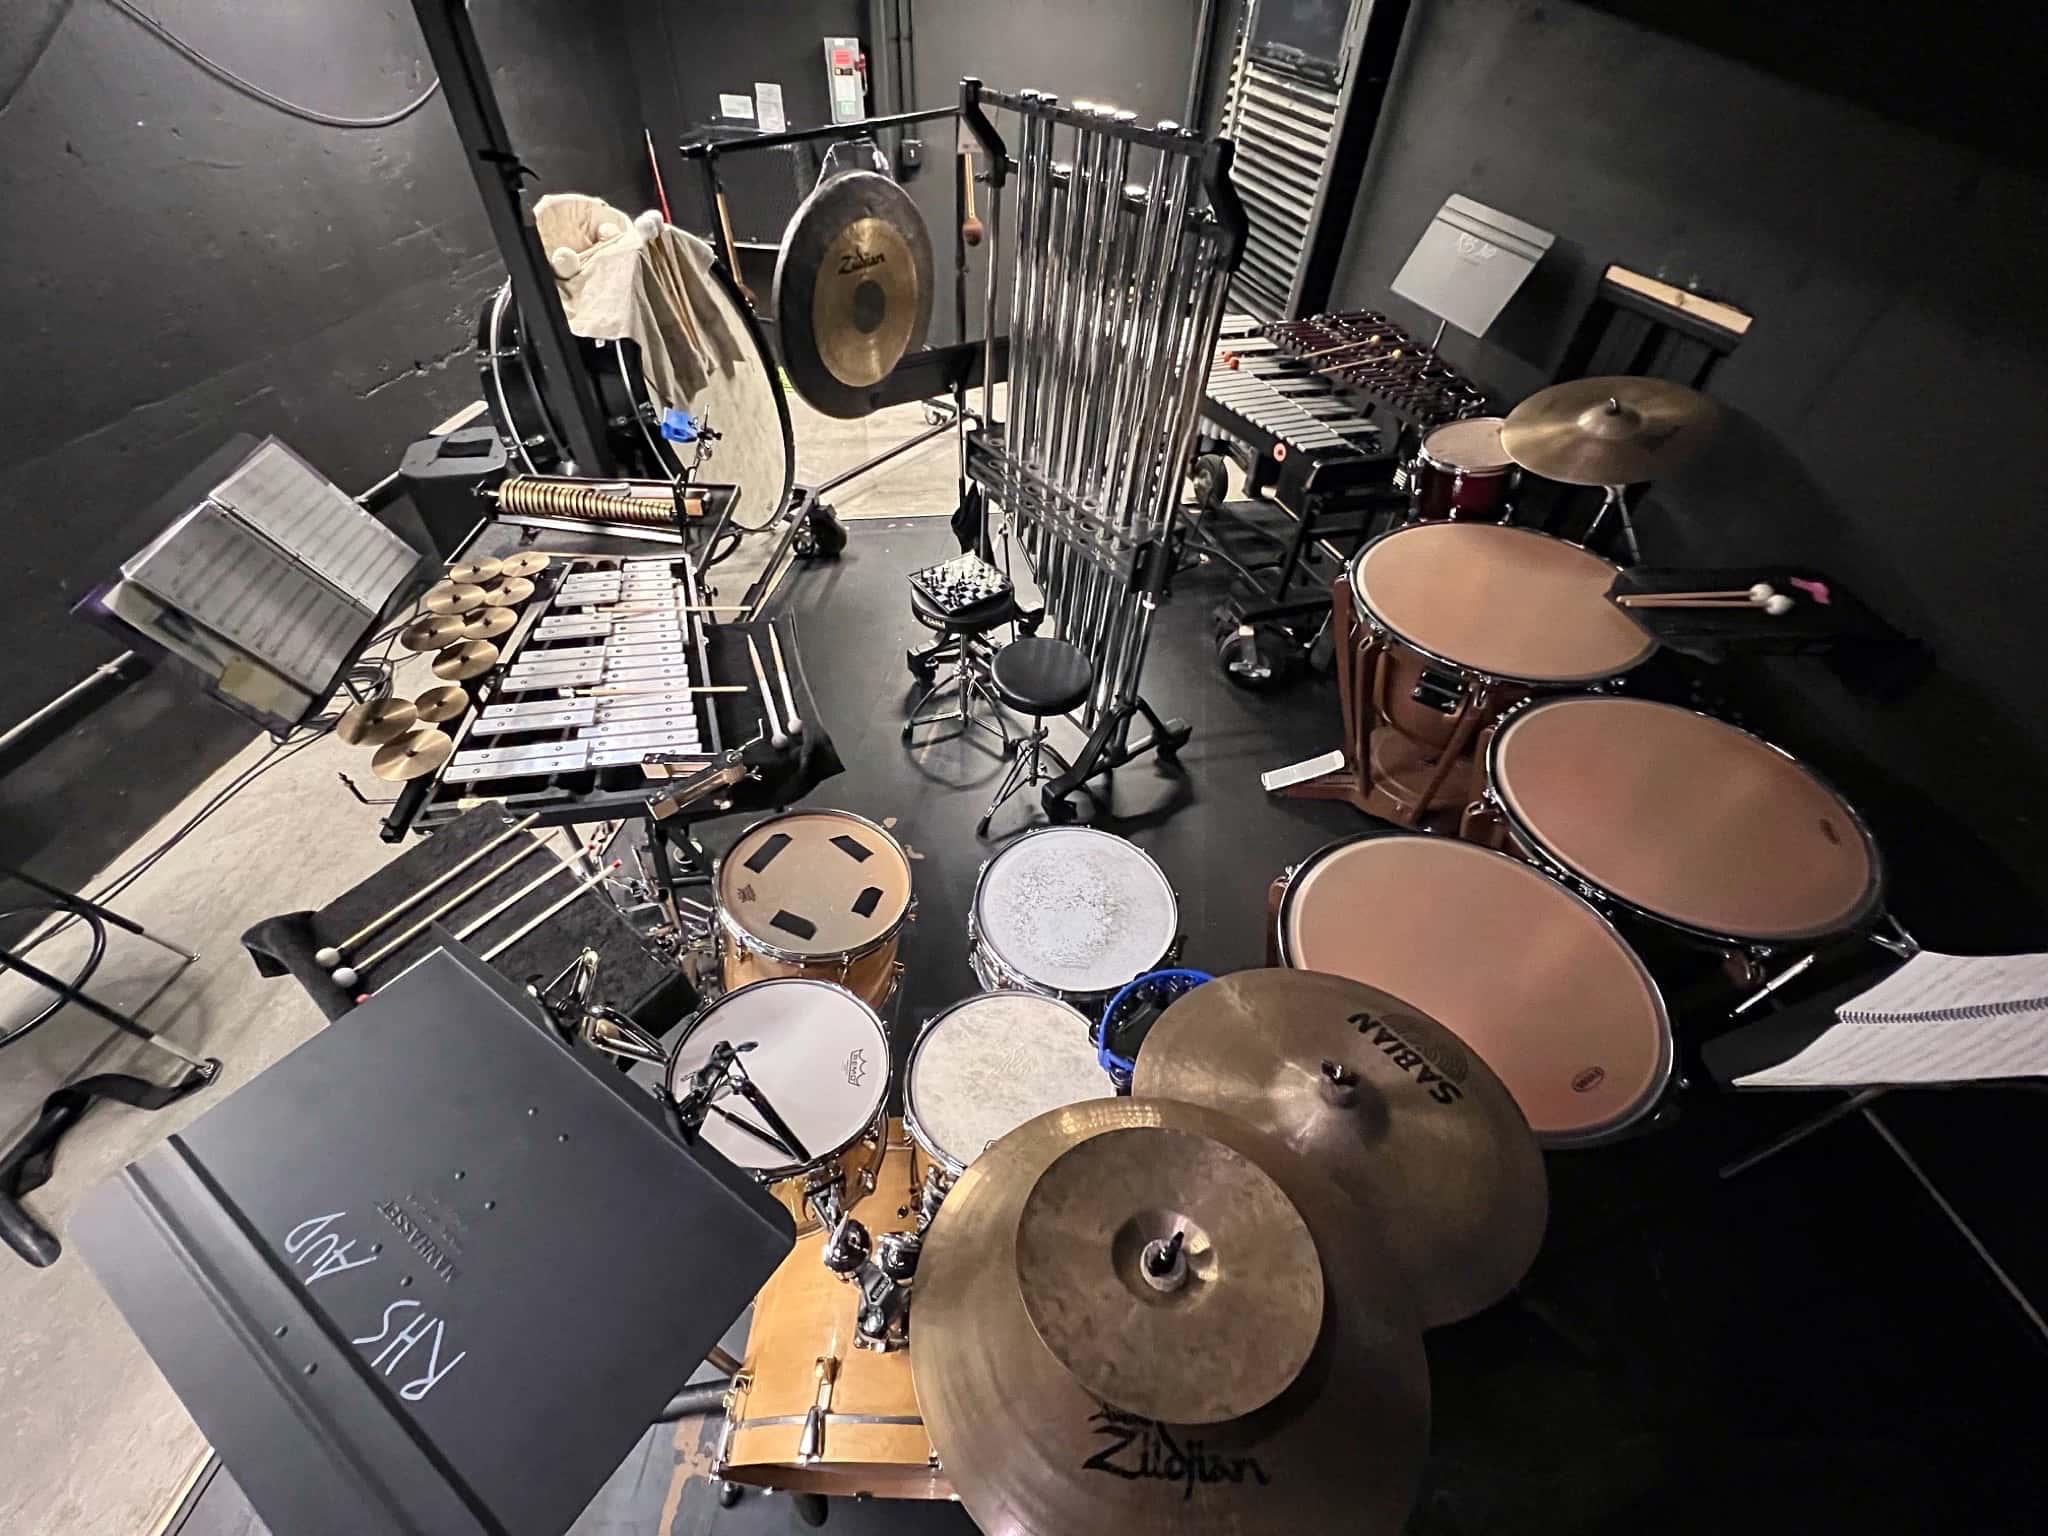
{"left": 1351, "top": 523, "right": 1655, "bottom": 685}
{"left": 973, "top": 828, "right": 1178, "bottom": 998}
{"left": 905, "top": 993, "right": 1110, "bottom": 1175}
{"left": 1491, "top": 696, "right": 1881, "bottom": 942}
{"left": 1280, "top": 835, "right": 1670, "bottom": 1146}
{"left": 666, "top": 979, "right": 889, "bottom": 1177}
{"left": 718, "top": 811, "right": 911, "bottom": 961}
{"left": 1419, "top": 415, "right": 1513, "bottom": 472}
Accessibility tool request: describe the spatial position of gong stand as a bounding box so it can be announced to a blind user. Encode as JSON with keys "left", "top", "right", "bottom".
{"left": 958, "top": 79, "right": 1247, "bottom": 813}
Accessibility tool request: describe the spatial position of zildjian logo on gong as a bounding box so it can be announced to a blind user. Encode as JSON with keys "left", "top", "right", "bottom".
{"left": 836, "top": 248, "right": 887, "bottom": 274}
{"left": 1081, "top": 1408, "right": 1272, "bottom": 1498}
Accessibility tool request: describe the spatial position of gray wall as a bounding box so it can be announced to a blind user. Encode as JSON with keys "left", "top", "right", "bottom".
{"left": 1325, "top": 0, "right": 2048, "bottom": 941}
{"left": 0, "top": 0, "right": 649, "bottom": 891}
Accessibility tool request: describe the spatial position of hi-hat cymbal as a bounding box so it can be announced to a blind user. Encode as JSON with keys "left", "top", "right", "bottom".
{"left": 1500, "top": 374, "right": 1719, "bottom": 487}
{"left": 412, "top": 684, "right": 469, "bottom": 723}
{"left": 498, "top": 550, "right": 552, "bottom": 579}
{"left": 423, "top": 580, "right": 487, "bottom": 616}
{"left": 913, "top": 1099, "right": 1428, "bottom": 1536}
{"left": 431, "top": 639, "right": 499, "bottom": 681}
{"left": 370, "top": 728, "right": 454, "bottom": 782}
{"left": 460, "top": 605, "right": 516, "bottom": 641}
{"left": 1134, "top": 969, "right": 1546, "bottom": 1328}
{"left": 398, "top": 614, "right": 466, "bottom": 653}
{"left": 334, "top": 697, "right": 417, "bottom": 747}
{"left": 481, "top": 576, "right": 535, "bottom": 607}
{"left": 447, "top": 556, "right": 503, "bottom": 583}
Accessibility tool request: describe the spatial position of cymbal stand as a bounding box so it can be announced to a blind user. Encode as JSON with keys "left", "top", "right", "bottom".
{"left": 1586, "top": 482, "right": 1643, "bottom": 563}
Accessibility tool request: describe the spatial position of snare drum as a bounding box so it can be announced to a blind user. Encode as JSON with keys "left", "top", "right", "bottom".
{"left": 1485, "top": 695, "right": 1884, "bottom": 947}
{"left": 1410, "top": 416, "right": 1517, "bottom": 522}
{"left": 666, "top": 978, "right": 890, "bottom": 1228}
{"left": 1274, "top": 833, "right": 1672, "bottom": 1146}
{"left": 719, "top": 1128, "right": 950, "bottom": 1500}
{"left": 968, "top": 827, "right": 1179, "bottom": 1012}
{"left": 904, "top": 992, "right": 1111, "bottom": 1181}
{"left": 716, "top": 810, "right": 912, "bottom": 1010}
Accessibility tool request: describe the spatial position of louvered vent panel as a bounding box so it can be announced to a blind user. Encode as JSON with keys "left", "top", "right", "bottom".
{"left": 1221, "top": 54, "right": 1339, "bottom": 318}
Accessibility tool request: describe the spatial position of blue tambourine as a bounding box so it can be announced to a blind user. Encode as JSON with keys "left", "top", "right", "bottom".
{"left": 1096, "top": 968, "right": 1214, "bottom": 1090}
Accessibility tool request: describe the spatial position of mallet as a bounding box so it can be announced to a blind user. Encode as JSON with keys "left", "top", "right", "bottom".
{"left": 315, "top": 813, "right": 540, "bottom": 969}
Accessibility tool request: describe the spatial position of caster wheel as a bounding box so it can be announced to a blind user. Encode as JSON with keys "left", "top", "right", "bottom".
{"left": 901, "top": 722, "right": 916, "bottom": 743}
{"left": 1217, "top": 622, "right": 1294, "bottom": 691}
{"left": 717, "top": 1481, "right": 743, "bottom": 1508}
{"left": 1190, "top": 452, "right": 1230, "bottom": 512}
{"left": 1042, "top": 792, "right": 1078, "bottom": 824}
{"left": 804, "top": 501, "right": 847, "bottom": 559}
{"left": 793, "top": 1491, "right": 830, "bottom": 1527}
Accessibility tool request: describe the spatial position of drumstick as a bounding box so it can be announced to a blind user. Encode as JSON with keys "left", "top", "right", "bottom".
{"left": 768, "top": 626, "right": 802, "bottom": 740}
{"left": 1617, "top": 583, "right": 1775, "bottom": 604}
{"left": 449, "top": 859, "right": 574, "bottom": 943}
{"left": 315, "top": 813, "right": 540, "bottom": 967}
{"left": 1296, "top": 333, "right": 1388, "bottom": 361}
{"left": 331, "top": 837, "right": 554, "bottom": 986}
{"left": 1621, "top": 595, "right": 1795, "bottom": 615}
{"left": 747, "top": 634, "right": 789, "bottom": 748}
{"left": 479, "top": 862, "right": 621, "bottom": 962}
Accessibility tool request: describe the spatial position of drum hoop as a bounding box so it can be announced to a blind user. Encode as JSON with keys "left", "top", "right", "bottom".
{"left": 1484, "top": 695, "right": 1888, "bottom": 947}
{"left": 903, "top": 991, "right": 1095, "bottom": 1175}
{"left": 484, "top": 281, "right": 541, "bottom": 476}
{"left": 968, "top": 827, "right": 1179, "bottom": 991}
{"left": 714, "top": 809, "right": 913, "bottom": 967}
{"left": 1416, "top": 438, "right": 1515, "bottom": 477}
{"left": 1273, "top": 829, "right": 1677, "bottom": 1140}
{"left": 666, "top": 977, "right": 892, "bottom": 1182}
{"left": 1348, "top": 523, "right": 1655, "bottom": 688}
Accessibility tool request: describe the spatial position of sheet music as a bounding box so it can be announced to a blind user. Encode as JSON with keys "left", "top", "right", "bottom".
{"left": 1833, "top": 949, "right": 2048, "bottom": 1021}
{"left": 1734, "top": 1009, "right": 2048, "bottom": 1088}
{"left": 210, "top": 438, "right": 416, "bottom": 609}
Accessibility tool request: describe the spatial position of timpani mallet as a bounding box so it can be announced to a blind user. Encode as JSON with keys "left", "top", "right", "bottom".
{"left": 314, "top": 813, "right": 540, "bottom": 968}
{"left": 479, "top": 862, "right": 622, "bottom": 963}
{"left": 768, "top": 625, "right": 803, "bottom": 740}
{"left": 329, "top": 836, "right": 553, "bottom": 987}
{"left": 1616, "top": 583, "right": 1776, "bottom": 604}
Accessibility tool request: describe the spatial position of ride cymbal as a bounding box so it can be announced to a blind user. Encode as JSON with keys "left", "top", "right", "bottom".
{"left": 1500, "top": 375, "right": 1719, "bottom": 487}
{"left": 1133, "top": 968, "right": 1547, "bottom": 1328}
{"left": 423, "top": 580, "right": 487, "bottom": 616}
{"left": 431, "top": 639, "right": 499, "bottom": 681}
{"left": 371, "top": 728, "right": 454, "bottom": 782}
{"left": 334, "top": 697, "right": 417, "bottom": 747}
{"left": 481, "top": 576, "right": 535, "bottom": 607}
{"left": 412, "top": 684, "right": 469, "bottom": 723}
{"left": 912, "top": 1099, "right": 1428, "bottom": 1536}
{"left": 497, "top": 550, "right": 551, "bottom": 579}
{"left": 447, "top": 556, "right": 503, "bottom": 583}
{"left": 460, "top": 605, "right": 516, "bottom": 640}
{"left": 398, "top": 614, "right": 466, "bottom": 653}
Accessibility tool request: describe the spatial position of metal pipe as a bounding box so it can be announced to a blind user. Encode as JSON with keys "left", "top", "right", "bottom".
{"left": 1104, "top": 131, "right": 1193, "bottom": 532}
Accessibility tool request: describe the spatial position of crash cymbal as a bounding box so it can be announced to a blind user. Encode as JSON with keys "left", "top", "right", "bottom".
{"left": 447, "top": 555, "right": 503, "bottom": 583}
{"left": 460, "top": 605, "right": 516, "bottom": 640}
{"left": 398, "top": 614, "right": 466, "bottom": 653}
{"left": 370, "top": 728, "right": 454, "bottom": 782}
{"left": 334, "top": 697, "right": 417, "bottom": 747}
{"left": 412, "top": 684, "right": 469, "bottom": 723}
{"left": 913, "top": 1099, "right": 1428, "bottom": 1536}
{"left": 774, "top": 170, "right": 934, "bottom": 418}
{"left": 431, "top": 638, "right": 499, "bottom": 681}
{"left": 1134, "top": 969, "right": 1546, "bottom": 1328}
{"left": 497, "top": 550, "right": 552, "bottom": 579}
{"left": 480, "top": 576, "right": 535, "bottom": 607}
{"left": 1500, "top": 375, "right": 1719, "bottom": 487}
{"left": 423, "top": 580, "right": 487, "bottom": 616}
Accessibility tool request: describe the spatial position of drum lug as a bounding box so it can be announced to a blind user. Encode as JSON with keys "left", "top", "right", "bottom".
{"left": 799, "top": 1355, "right": 840, "bottom": 1463}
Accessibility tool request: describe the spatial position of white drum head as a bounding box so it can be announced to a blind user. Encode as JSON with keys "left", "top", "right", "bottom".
{"left": 905, "top": 993, "right": 1109, "bottom": 1174}
{"left": 973, "top": 828, "right": 1178, "bottom": 996}
{"left": 666, "top": 979, "right": 888, "bottom": 1175}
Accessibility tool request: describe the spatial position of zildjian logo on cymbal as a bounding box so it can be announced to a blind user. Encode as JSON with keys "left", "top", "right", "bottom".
{"left": 1081, "top": 1408, "right": 1271, "bottom": 1498}
{"left": 837, "top": 248, "right": 887, "bottom": 274}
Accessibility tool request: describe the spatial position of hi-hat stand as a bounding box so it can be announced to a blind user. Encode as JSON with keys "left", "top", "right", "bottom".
{"left": 958, "top": 80, "right": 1246, "bottom": 815}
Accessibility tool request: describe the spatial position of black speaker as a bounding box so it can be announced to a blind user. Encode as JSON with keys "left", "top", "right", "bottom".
{"left": 398, "top": 426, "right": 508, "bottom": 558}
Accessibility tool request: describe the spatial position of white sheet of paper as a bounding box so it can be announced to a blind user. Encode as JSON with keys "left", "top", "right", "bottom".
{"left": 1834, "top": 949, "right": 2048, "bottom": 1021}
{"left": 754, "top": 82, "right": 786, "bottom": 134}
{"left": 1734, "top": 1011, "right": 2048, "bottom": 1088}
{"left": 719, "top": 93, "right": 754, "bottom": 120}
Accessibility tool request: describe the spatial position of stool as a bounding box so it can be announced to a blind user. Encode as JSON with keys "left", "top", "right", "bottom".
{"left": 978, "top": 636, "right": 1093, "bottom": 836}
{"left": 903, "top": 584, "right": 1017, "bottom": 751}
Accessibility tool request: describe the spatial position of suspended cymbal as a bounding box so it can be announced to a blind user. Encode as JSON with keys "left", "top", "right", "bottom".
{"left": 1134, "top": 969, "right": 1546, "bottom": 1328}
{"left": 497, "top": 550, "right": 552, "bottom": 579}
{"left": 423, "top": 580, "right": 487, "bottom": 616}
{"left": 460, "top": 605, "right": 516, "bottom": 640}
{"left": 431, "top": 639, "right": 499, "bottom": 681}
{"left": 447, "top": 555, "right": 503, "bottom": 583}
{"left": 412, "top": 684, "right": 470, "bottom": 723}
{"left": 398, "top": 614, "right": 466, "bottom": 653}
{"left": 1501, "top": 375, "right": 1719, "bottom": 487}
{"left": 773, "top": 170, "right": 934, "bottom": 418}
{"left": 334, "top": 697, "right": 417, "bottom": 747}
{"left": 913, "top": 1099, "right": 1428, "bottom": 1536}
{"left": 370, "top": 728, "right": 454, "bottom": 782}
{"left": 481, "top": 576, "right": 535, "bottom": 608}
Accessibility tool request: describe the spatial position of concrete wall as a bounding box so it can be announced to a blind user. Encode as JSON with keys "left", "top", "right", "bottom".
{"left": 1327, "top": 0, "right": 2048, "bottom": 941}
{"left": 0, "top": 0, "right": 649, "bottom": 892}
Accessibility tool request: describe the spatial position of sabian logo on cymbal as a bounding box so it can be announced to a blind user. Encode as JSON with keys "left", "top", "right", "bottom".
{"left": 1081, "top": 1407, "right": 1271, "bottom": 1496}
{"left": 837, "top": 248, "right": 887, "bottom": 274}
{"left": 1350, "top": 1012, "right": 1466, "bottom": 1106}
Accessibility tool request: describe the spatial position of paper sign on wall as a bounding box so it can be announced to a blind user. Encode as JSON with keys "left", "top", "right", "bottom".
{"left": 718, "top": 93, "right": 754, "bottom": 120}
{"left": 754, "top": 83, "right": 786, "bottom": 134}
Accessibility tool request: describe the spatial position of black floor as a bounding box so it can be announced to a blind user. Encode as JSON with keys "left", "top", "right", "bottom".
{"left": 181, "top": 514, "right": 2048, "bottom": 1536}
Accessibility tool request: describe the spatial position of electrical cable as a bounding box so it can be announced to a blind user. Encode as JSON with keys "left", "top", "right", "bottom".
{"left": 0, "top": 902, "right": 108, "bottom": 1048}
{"left": 102, "top": 0, "right": 440, "bottom": 130}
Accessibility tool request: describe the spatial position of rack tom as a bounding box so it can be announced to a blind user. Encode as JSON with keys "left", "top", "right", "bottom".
{"left": 716, "top": 809, "right": 912, "bottom": 1010}
{"left": 1409, "top": 415, "right": 1518, "bottom": 522}
{"left": 968, "top": 827, "right": 1179, "bottom": 1015}
{"left": 1275, "top": 834, "right": 1672, "bottom": 1146}
{"left": 1486, "top": 695, "right": 1883, "bottom": 946}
